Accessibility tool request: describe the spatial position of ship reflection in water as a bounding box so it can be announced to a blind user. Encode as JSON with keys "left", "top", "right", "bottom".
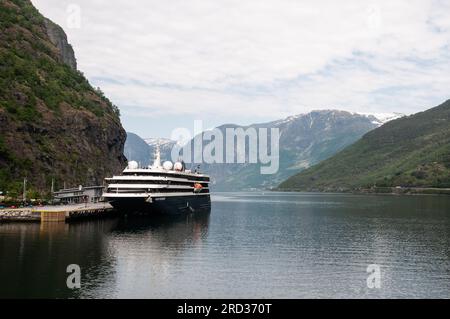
{"left": 0, "top": 212, "right": 210, "bottom": 299}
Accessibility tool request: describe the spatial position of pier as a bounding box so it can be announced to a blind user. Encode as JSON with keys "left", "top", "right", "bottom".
{"left": 0, "top": 203, "right": 115, "bottom": 223}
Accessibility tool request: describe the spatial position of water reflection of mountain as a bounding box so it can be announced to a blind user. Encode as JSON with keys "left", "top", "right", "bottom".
{"left": 0, "top": 212, "right": 210, "bottom": 298}
{"left": 0, "top": 219, "right": 118, "bottom": 298}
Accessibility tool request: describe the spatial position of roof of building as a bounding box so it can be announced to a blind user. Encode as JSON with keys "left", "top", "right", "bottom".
{"left": 53, "top": 185, "right": 104, "bottom": 195}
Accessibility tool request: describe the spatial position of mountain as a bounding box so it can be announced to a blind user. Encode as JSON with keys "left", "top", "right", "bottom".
{"left": 0, "top": 0, "right": 126, "bottom": 197}
{"left": 144, "top": 137, "right": 176, "bottom": 149}
{"left": 193, "top": 110, "right": 379, "bottom": 190}
{"left": 125, "top": 111, "right": 386, "bottom": 191}
{"left": 124, "top": 133, "right": 176, "bottom": 167}
{"left": 127, "top": 111, "right": 378, "bottom": 191}
{"left": 124, "top": 133, "right": 153, "bottom": 167}
{"left": 278, "top": 100, "right": 450, "bottom": 191}
{"left": 367, "top": 112, "right": 405, "bottom": 126}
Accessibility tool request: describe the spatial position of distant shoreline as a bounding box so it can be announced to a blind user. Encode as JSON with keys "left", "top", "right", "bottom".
{"left": 273, "top": 187, "right": 450, "bottom": 196}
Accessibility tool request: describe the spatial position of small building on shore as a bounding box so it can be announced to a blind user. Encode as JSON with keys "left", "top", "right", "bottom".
{"left": 53, "top": 185, "right": 104, "bottom": 204}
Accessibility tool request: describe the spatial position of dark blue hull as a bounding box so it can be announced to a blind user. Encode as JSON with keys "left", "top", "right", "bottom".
{"left": 109, "top": 194, "right": 211, "bottom": 215}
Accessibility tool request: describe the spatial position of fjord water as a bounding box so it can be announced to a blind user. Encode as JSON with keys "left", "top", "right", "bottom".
{"left": 0, "top": 192, "right": 449, "bottom": 298}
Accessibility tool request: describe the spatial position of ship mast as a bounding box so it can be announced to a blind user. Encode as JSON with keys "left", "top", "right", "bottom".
{"left": 153, "top": 142, "right": 162, "bottom": 169}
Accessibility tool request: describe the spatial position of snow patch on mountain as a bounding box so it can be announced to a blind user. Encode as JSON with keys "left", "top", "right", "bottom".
{"left": 144, "top": 137, "right": 176, "bottom": 147}
{"left": 357, "top": 112, "right": 405, "bottom": 126}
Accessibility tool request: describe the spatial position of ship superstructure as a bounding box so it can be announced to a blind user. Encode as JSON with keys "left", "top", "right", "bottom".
{"left": 103, "top": 145, "right": 210, "bottom": 214}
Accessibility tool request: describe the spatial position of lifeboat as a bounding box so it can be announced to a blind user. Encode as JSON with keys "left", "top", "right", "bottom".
{"left": 193, "top": 183, "right": 203, "bottom": 193}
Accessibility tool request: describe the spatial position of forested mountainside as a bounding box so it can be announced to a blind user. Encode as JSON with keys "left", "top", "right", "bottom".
{"left": 279, "top": 100, "right": 450, "bottom": 192}
{"left": 0, "top": 0, "right": 126, "bottom": 197}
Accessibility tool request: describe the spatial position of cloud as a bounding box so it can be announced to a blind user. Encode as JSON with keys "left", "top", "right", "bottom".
{"left": 31, "top": 0, "right": 450, "bottom": 132}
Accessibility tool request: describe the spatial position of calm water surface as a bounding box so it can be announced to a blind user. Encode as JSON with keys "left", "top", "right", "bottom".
{"left": 0, "top": 192, "right": 449, "bottom": 298}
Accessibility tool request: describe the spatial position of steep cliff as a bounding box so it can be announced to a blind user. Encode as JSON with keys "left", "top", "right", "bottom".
{"left": 43, "top": 18, "right": 77, "bottom": 70}
{"left": 0, "top": 0, "right": 126, "bottom": 196}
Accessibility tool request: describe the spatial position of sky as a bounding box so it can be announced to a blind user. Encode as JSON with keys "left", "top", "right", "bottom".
{"left": 31, "top": 0, "right": 450, "bottom": 138}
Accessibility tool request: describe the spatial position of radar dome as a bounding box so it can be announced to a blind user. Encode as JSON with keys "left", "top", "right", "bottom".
{"left": 163, "top": 161, "right": 173, "bottom": 170}
{"left": 128, "top": 161, "right": 138, "bottom": 169}
{"left": 174, "top": 162, "right": 183, "bottom": 171}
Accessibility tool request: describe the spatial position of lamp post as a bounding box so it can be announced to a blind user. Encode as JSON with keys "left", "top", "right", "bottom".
{"left": 22, "top": 178, "right": 27, "bottom": 204}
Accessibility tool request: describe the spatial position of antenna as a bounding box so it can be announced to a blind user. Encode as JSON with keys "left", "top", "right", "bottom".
{"left": 152, "top": 142, "right": 162, "bottom": 168}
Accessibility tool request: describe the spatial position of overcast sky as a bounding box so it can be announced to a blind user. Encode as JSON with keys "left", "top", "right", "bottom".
{"left": 32, "top": 0, "right": 450, "bottom": 138}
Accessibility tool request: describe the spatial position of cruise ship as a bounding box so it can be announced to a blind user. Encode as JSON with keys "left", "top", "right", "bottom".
{"left": 103, "top": 146, "right": 211, "bottom": 215}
